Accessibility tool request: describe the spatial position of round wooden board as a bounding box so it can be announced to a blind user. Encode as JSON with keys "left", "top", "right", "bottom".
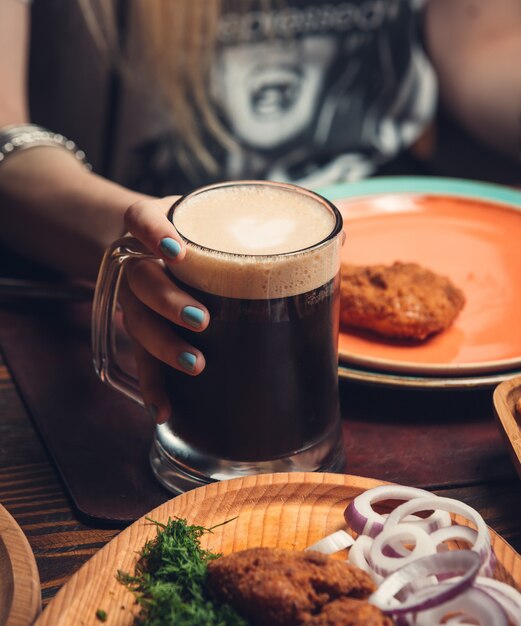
{"left": 35, "top": 473, "right": 521, "bottom": 626}
{"left": 0, "top": 503, "right": 41, "bottom": 626}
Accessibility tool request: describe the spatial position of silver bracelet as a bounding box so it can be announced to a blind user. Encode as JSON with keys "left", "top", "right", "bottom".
{"left": 0, "top": 124, "right": 92, "bottom": 170}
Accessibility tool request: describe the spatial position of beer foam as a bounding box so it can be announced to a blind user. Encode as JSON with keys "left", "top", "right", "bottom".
{"left": 170, "top": 184, "right": 342, "bottom": 299}
{"left": 173, "top": 185, "right": 335, "bottom": 255}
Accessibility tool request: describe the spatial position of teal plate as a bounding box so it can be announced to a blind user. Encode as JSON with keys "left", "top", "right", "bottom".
{"left": 318, "top": 176, "right": 521, "bottom": 207}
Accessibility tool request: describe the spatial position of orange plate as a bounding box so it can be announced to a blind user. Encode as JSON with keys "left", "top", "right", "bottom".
{"left": 334, "top": 192, "right": 521, "bottom": 375}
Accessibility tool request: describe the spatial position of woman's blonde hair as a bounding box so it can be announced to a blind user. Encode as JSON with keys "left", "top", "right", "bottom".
{"left": 78, "top": 0, "right": 274, "bottom": 176}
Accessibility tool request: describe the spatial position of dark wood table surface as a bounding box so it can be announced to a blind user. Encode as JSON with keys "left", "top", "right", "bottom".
{"left": 0, "top": 135, "right": 521, "bottom": 606}
{"left": 1, "top": 345, "right": 521, "bottom": 611}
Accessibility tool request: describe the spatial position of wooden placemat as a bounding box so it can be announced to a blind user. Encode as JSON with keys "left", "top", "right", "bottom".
{"left": 0, "top": 301, "right": 516, "bottom": 525}
{"left": 0, "top": 302, "right": 169, "bottom": 525}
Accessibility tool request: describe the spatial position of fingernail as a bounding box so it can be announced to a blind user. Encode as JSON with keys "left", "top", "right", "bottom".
{"left": 159, "top": 237, "right": 181, "bottom": 259}
{"left": 181, "top": 306, "right": 205, "bottom": 329}
{"left": 178, "top": 351, "right": 197, "bottom": 373}
{"left": 147, "top": 404, "right": 159, "bottom": 423}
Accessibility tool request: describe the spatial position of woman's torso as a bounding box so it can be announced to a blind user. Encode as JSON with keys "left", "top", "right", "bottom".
{"left": 29, "top": 0, "right": 436, "bottom": 195}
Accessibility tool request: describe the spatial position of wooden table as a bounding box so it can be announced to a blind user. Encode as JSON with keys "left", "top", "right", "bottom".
{"left": 0, "top": 350, "right": 117, "bottom": 606}
{"left": 1, "top": 346, "right": 521, "bottom": 610}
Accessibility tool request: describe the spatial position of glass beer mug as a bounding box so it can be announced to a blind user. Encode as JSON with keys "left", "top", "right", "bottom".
{"left": 92, "top": 181, "right": 345, "bottom": 493}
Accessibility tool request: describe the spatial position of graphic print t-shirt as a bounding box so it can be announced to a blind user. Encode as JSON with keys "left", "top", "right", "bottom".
{"left": 29, "top": 0, "right": 436, "bottom": 196}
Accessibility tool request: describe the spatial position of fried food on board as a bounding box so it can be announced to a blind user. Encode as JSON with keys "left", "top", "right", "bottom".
{"left": 340, "top": 261, "right": 465, "bottom": 340}
{"left": 206, "top": 547, "right": 390, "bottom": 626}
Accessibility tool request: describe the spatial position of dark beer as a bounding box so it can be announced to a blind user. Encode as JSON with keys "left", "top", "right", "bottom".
{"left": 153, "top": 181, "right": 344, "bottom": 488}
{"left": 162, "top": 275, "right": 340, "bottom": 461}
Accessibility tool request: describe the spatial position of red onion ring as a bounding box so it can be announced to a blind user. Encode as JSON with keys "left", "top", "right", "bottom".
{"left": 480, "top": 548, "right": 498, "bottom": 579}
{"left": 429, "top": 524, "right": 477, "bottom": 549}
{"left": 368, "top": 523, "right": 436, "bottom": 577}
{"left": 383, "top": 496, "right": 491, "bottom": 566}
{"left": 349, "top": 535, "right": 384, "bottom": 584}
{"left": 368, "top": 550, "right": 481, "bottom": 615}
{"left": 475, "top": 576, "right": 521, "bottom": 624}
{"left": 429, "top": 526, "right": 496, "bottom": 577}
{"left": 344, "top": 486, "right": 451, "bottom": 538}
{"left": 428, "top": 525, "right": 493, "bottom": 578}
{"left": 413, "top": 585, "right": 509, "bottom": 626}
{"left": 305, "top": 530, "right": 354, "bottom": 554}
{"left": 340, "top": 486, "right": 516, "bottom": 622}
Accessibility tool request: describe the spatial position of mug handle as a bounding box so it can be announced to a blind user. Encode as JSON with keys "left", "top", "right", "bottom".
{"left": 91, "top": 236, "right": 156, "bottom": 405}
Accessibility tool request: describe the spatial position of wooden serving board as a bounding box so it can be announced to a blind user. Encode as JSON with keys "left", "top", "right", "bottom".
{"left": 35, "top": 473, "right": 521, "bottom": 626}
{"left": 494, "top": 376, "right": 521, "bottom": 479}
{"left": 0, "top": 503, "right": 41, "bottom": 626}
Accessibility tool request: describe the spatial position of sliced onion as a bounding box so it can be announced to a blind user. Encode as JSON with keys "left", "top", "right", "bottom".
{"left": 344, "top": 486, "right": 451, "bottom": 538}
{"left": 414, "top": 586, "right": 509, "bottom": 626}
{"left": 481, "top": 548, "right": 498, "bottom": 579}
{"left": 349, "top": 535, "right": 384, "bottom": 584}
{"left": 429, "top": 522, "right": 497, "bottom": 577}
{"left": 383, "top": 496, "right": 491, "bottom": 566}
{"left": 441, "top": 616, "right": 476, "bottom": 625}
{"left": 475, "top": 576, "right": 521, "bottom": 624}
{"left": 368, "top": 550, "right": 481, "bottom": 615}
{"left": 412, "top": 575, "right": 521, "bottom": 624}
{"left": 429, "top": 524, "right": 478, "bottom": 550}
{"left": 340, "top": 486, "right": 516, "bottom": 623}
{"left": 368, "top": 523, "right": 436, "bottom": 577}
{"left": 429, "top": 525, "right": 492, "bottom": 578}
{"left": 305, "top": 530, "right": 354, "bottom": 554}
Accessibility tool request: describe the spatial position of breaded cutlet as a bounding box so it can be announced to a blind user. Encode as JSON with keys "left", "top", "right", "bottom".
{"left": 340, "top": 261, "right": 465, "bottom": 340}
{"left": 206, "top": 547, "right": 383, "bottom": 626}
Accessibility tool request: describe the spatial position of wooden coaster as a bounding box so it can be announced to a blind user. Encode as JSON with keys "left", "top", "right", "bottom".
{"left": 0, "top": 503, "right": 41, "bottom": 626}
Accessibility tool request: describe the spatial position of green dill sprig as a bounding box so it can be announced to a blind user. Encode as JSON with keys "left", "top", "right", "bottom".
{"left": 117, "top": 517, "right": 247, "bottom": 626}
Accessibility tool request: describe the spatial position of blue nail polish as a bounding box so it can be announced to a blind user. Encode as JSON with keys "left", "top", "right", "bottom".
{"left": 178, "top": 351, "right": 197, "bottom": 372}
{"left": 159, "top": 237, "right": 181, "bottom": 259}
{"left": 147, "top": 404, "right": 158, "bottom": 423}
{"left": 181, "top": 306, "right": 205, "bottom": 329}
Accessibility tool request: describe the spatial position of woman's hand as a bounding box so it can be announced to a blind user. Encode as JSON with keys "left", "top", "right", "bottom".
{"left": 120, "top": 197, "right": 209, "bottom": 425}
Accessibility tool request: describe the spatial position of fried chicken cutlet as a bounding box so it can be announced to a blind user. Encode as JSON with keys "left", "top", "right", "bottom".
{"left": 340, "top": 262, "right": 465, "bottom": 340}
{"left": 206, "top": 547, "right": 390, "bottom": 626}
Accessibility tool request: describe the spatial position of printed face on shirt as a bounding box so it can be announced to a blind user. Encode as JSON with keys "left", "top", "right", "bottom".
{"left": 212, "top": 36, "right": 336, "bottom": 150}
